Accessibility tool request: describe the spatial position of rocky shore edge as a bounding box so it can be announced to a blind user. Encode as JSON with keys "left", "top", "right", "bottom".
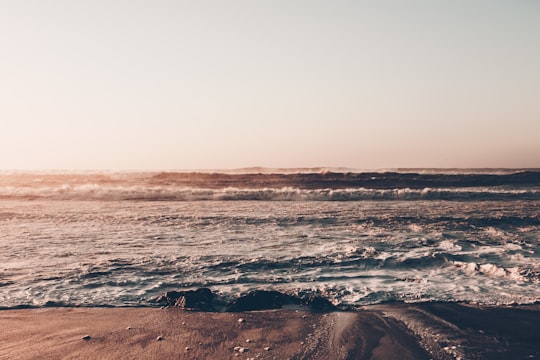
{"left": 2, "top": 288, "right": 539, "bottom": 359}
{"left": 151, "top": 288, "right": 339, "bottom": 312}
{"left": 1, "top": 302, "right": 539, "bottom": 359}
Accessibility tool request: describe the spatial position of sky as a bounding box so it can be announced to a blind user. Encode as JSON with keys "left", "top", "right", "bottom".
{"left": 1, "top": 0, "right": 539, "bottom": 170}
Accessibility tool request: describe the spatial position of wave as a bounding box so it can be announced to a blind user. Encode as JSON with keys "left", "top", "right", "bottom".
{"left": 452, "top": 261, "right": 540, "bottom": 283}
{"left": 2, "top": 170, "right": 540, "bottom": 187}
{"left": 2, "top": 170, "right": 539, "bottom": 201}
{"left": 1, "top": 185, "right": 540, "bottom": 201}
{"left": 147, "top": 170, "right": 540, "bottom": 189}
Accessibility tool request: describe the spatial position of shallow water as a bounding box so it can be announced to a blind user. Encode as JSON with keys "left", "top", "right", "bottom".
{"left": 1, "top": 171, "right": 539, "bottom": 308}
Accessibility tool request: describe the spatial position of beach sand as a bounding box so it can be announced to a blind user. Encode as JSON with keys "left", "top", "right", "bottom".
{"left": 1, "top": 303, "right": 538, "bottom": 359}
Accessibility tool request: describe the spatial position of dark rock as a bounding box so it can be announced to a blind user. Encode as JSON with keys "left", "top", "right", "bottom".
{"left": 153, "top": 288, "right": 217, "bottom": 311}
{"left": 303, "top": 295, "right": 337, "bottom": 312}
{"left": 226, "top": 290, "right": 299, "bottom": 312}
{"left": 152, "top": 288, "right": 338, "bottom": 313}
{"left": 44, "top": 300, "right": 67, "bottom": 307}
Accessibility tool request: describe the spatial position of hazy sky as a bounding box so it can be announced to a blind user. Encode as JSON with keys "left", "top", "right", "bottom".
{"left": 1, "top": 1, "right": 539, "bottom": 170}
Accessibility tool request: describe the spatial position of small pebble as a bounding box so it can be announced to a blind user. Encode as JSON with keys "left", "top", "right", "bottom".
{"left": 185, "top": 347, "right": 190, "bottom": 351}
{"left": 300, "top": 341, "right": 304, "bottom": 345}
{"left": 238, "top": 318, "right": 245, "bottom": 323}
{"left": 264, "top": 347, "right": 271, "bottom": 351}
{"left": 182, "top": 322, "right": 186, "bottom": 325}
{"left": 234, "top": 346, "right": 241, "bottom": 351}
{"left": 81, "top": 335, "right": 91, "bottom": 341}
{"left": 126, "top": 326, "right": 132, "bottom": 330}
{"left": 239, "top": 347, "right": 249, "bottom": 353}
{"left": 302, "top": 315, "right": 307, "bottom": 319}
{"left": 246, "top": 339, "right": 251, "bottom": 343}
{"left": 156, "top": 336, "right": 164, "bottom": 341}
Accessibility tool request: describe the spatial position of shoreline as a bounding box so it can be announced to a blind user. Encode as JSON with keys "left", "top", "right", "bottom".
{"left": 1, "top": 302, "right": 538, "bottom": 359}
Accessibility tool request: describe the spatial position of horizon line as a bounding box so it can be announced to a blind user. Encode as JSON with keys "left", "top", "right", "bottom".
{"left": 1, "top": 167, "right": 539, "bottom": 174}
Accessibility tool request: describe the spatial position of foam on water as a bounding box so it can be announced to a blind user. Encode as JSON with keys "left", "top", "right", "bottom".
{"left": 2, "top": 185, "right": 540, "bottom": 201}
{"left": 1, "top": 194, "right": 539, "bottom": 308}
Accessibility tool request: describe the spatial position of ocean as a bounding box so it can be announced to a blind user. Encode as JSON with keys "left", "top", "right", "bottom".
{"left": 1, "top": 169, "right": 539, "bottom": 309}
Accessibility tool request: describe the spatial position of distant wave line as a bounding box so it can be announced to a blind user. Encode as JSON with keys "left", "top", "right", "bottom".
{"left": 1, "top": 185, "right": 539, "bottom": 201}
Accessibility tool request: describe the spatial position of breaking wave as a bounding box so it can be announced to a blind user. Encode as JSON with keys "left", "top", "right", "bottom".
{"left": 1, "top": 185, "right": 540, "bottom": 201}
{"left": 452, "top": 261, "right": 539, "bottom": 283}
{"left": 1, "top": 170, "right": 538, "bottom": 201}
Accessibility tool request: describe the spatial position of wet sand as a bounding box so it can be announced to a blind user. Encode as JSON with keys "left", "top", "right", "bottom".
{"left": 1, "top": 303, "right": 539, "bottom": 359}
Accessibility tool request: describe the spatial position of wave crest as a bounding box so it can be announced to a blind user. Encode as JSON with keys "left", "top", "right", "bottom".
{"left": 1, "top": 185, "right": 540, "bottom": 201}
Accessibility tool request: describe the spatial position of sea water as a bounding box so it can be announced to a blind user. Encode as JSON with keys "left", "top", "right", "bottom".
{"left": 1, "top": 170, "right": 539, "bottom": 308}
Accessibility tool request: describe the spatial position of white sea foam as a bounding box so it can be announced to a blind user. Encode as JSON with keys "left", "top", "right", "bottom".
{"left": 1, "top": 193, "right": 538, "bottom": 308}
{"left": 438, "top": 240, "right": 462, "bottom": 252}
{"left": 1, "top": 185, "right": 539, "bottom": 201}
{"left": 452, "top": 261, "right": 526, "bottom": 281}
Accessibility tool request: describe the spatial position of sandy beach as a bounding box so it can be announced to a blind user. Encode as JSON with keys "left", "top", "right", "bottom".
{"left": 1, "top": 303, "right": 538, "bottom": 360}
